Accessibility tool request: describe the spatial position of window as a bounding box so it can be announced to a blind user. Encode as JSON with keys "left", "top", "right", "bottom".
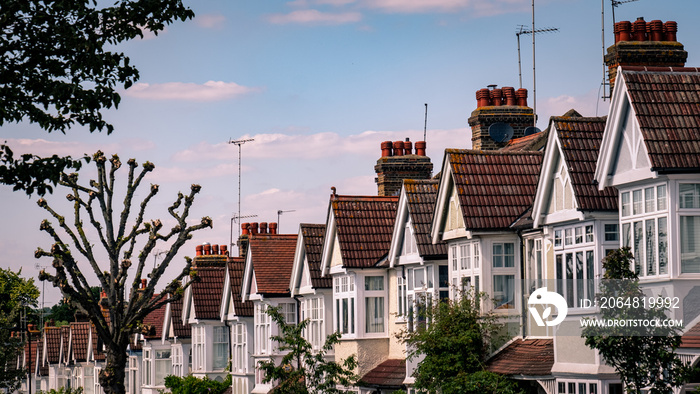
{"left": 621, "top": 184, "right": 669, "bottom": 277}
{"left": 143, "top": 349, "right": 152, "bottom": 386}
{"left": 278, "top": 303, "right": 297, "bottom": 325}
{"left": 192, "top": 326, "right": 204, "bottom": 371}
{"left": 604, "top": 224, "right": 619, "bottom": 242}
{"left": 255, "top": 304, "right": 271, "bottom": 354}
{"left": 231, "top": 323, "right": 247, "bottom": 373}
{"left": 555, "top": 230, "right": 562, "bottom": 247}
{"left": 364, "top": 276, "right": 385, "bottom": 334}
{"left": 172, "top": 345, "right": 183, "bottom": 377}
{"left": 155, "top": 349, "right": 171, "bottom": 385}
{"left": 402, "top": 223, "right": 418, "bottom": 255}
{"left": 302, "top": 297, "right": 324, "bottom": 350}
{"left": 449, "top": 241, "right": 480, "bottom": 300}
{"left": 492, "top": 243, "right": 514, "bottom": 268}
{"left": 527, "top": 238, "right": 543, "bottom": 291}
{"left": 460, "top": 244, "right": 470, "bottom": 269}
{"left": 554, "top": 224, "right": 597, "bottom": 307}
{"left": 493, "top": 275, "right": 515, "bottom": 309}
{"left": 334, "top": 275, "right": 355, "bottom": 335}
{"left": 438, "top": 265, "right": 449, "bottom": 300}
{"left": 397, "top": 275, "right": 408, "bottom": 317}
{"left": 557, "top": 380, "right": 599, "bottom": 394}
{"left": 127, "top": 356, "right": 138, "bottom": 394}
{"left": 680, "top": 184, "right": 700, "bottom": 273}
{"left": 213, "top": 326, "right": 228, "bottom": 370}
{"left": 83, "top": 366, "right": 94, "bottom": 394}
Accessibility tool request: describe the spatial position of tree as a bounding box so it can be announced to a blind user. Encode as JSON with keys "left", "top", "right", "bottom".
{"left": 257, "top": 306, "right": 358, "bottom": 393}
{"left": 47, "top": 287, "right": 100, "bottom": 325}
{"left": 399, "top": 292, "right": 524, "bottom": 394}
{"left": 35, "top": 151, "right": 212, "bottom": 394}
{"left": 164, "top": 374, "right": 232, "bottom": 394}
{"left": 0, "top": 268, "right": 40, "bottom": 392}
{"left": 582, "top": 248, "right": 695, "bottom": 394}
{"left": 0, "top": 0, "right": 194, "bottom": 196}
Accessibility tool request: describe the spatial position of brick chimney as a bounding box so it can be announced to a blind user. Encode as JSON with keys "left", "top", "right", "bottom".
{"left": 468, "top": 85, "right": 534, "bottom": 150}
{"left": 605, "top": 18, "right": 687, "bottom": 93}
{"left": 374, "top": 138, "right": 433, "bottom": 197}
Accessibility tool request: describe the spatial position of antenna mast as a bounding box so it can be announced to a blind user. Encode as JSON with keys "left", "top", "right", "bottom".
{"left": 229, "top": 138, "right": 254, "bottom": 252}
{"left": 423, "top": 103, "right": 428, "bottom": 142}
{"left": 277, "top": 209, "right": 296, "bottom": 233}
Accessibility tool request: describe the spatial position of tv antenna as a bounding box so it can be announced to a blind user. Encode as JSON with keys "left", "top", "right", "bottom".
{"left": 277, "top": 209, "right": 296, "bottom": 233}
{"left": 34, "top": 263, "right": 47, "bottom": 330}
{"left": 516, "top": 25, "right": 558, "bottom": 90}
{"left": 229, "top": 138, "right": 254, "bottom": 252}
{"left": 600, "top": 0, "right": 640, "bottom": 102}
{"left": 152, "top": 250, "right": 166, "bottom": 270}
{"left": 423, "top": 103, "right": 428, "bottom": 142}
{"left": 231, "top": 213, "right": 258, "bottom": 252}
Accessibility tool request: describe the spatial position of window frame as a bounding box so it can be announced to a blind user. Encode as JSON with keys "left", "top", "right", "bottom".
{"left": 679, "top": 183, "right": 700, "bottom": 274}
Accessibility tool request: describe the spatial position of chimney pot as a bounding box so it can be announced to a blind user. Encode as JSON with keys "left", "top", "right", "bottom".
{"left": 260, "top": 222, "right": 268, "bottom": 234}
{"left": 618, "top": 20, "right": 632, "bottom": 42}
{"left": 415, "top": 141, "right": 426, "bottom": 156}
{"left": 241, "top": 223, "right": 250, "bottom": 236}
{"left": 664, "top": 21, "right": 677, "bottom": 41}
{"left": 476, "top": 88, "right": 491, "bottom": 108}
{"left": 516, "top": 88, "right": 528, "bottom": 107}
{"left": 196, "top": 245, "right": 203, "bottom": 256}
{"left": 380, "top": 141, "right": 393, "bottom": 157}
{"left": 212, "top": 244, "right": 219, "bottom": 255}
{"left": 404, "top": 140, "right": 413, "bottom": 155}
{"left": 393, "top": 141, "right": 404, "bottom": 156}
{"left": 203, "top": 243, "right": 211, "bottom": 255}
{"left": 650, "top": 20, "right": 664, "bottom": 41}
{"left": 250, "top": 222, "right": 259, "bottom": 235}
{"left": 503, "top": 86, "right": 516, "bottom": 106}
{"left": 141, "top": 278, "right": 147, "bottom": 289}
{"left": 269, "top": 222, "right": 278, "bottom": 235}
{"left": 632, "top": 17, "right": 647, "bottom": 41}
{"left": 220, "top": 245, "right": 228, "bottom": 257}
{"left": 490, "top": 88, "right": 503, "bottom": 106}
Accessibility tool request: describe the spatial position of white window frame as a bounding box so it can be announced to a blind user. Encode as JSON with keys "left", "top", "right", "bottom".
{"left": 142, "top": 348, "right": 152, "bottom": 386}
{"left": 679, "top": 183, "right": 700, "bottom": 274}
{"left": 255, "top": 304, "right": 271, "bottom": 355}
{"left": 406, "top": 265, "right": 435, "bottom": 332}
{"left": 301, "top": 296, "right": 324, "bottom": 351}
{"left": 212, "top": 326, "right": 229, "bottom": 371}
{"left": 333, "top": 275, "right": 356, "bottom": 337}
{"left": 364, "top": 275, "right": 386, "bottom": 335}
{"left": 231, "top": 323, "right": 247, "bottom": 373}
{"left": 491, "top": 241, "right": 517, "bottom": 311}
{"left": 192, "top": 325, "right": 205, "bottom": 371}
{"left": 553, "top": 223, "right": 604, "bottom": 310}
{"left": 526, "top": 237, "right": 543, "bottom": 293}
{"left": 449, "top": 241, "right": 480, "bottom": 300}
{"left": 556, "top": 379, "right": 600, "bottom": 394}
{"left": 154, "top": 348, "right": 171, "bottom": 386}
{"left": 172, "top": 345, "right": 183, "bottom": 377}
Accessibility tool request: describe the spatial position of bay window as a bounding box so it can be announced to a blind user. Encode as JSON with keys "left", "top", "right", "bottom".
{"left": 450, "top": 241, "right": 480, "bottom": 299}
{"left": 255, "top": 304, "right": 271, "bottom": 355}
{"left": 364, "top": 276, "right": 385, "bottom": 334}
{"left": 155, "top": 349, "right": 171, "bottom": 385}
{"left": 620, "top": 184, "right": 668, "bottom": 277}
{"left": 492, "top": 242, "right": 516, "bottom": 310}
{"left": 554, "top": 224, "right": 598, "bottom": 308}
{"left": 301, "top": 297, "right": 324, "bottom": 350}
{"left": 213, "top": 326, "right": 229, "bottom": 370}
{"left": 334, "top": 275, "right": 355, "bottom": 335}
{"left": 231, "top": 323, "right": 247, "bottom": 373}
{"left": 142, "top": 349, "right": 152, "bottom": 386}
{"left": 680, "top": 183, "right": 700, "bottom": 273}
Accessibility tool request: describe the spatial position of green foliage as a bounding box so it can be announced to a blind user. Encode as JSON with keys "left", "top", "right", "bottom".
{"left": 164, "top": 374, "right": 231, "bottom": 394}
{"left": 582, "top": 248, "right": 695, "bottom": 394}
{"left": 0, "top": 268, "right": 40, "bottom": 392}
{"left": 399, "top": 292, "right": 523, "bottom": 394}
{"left": 258, "top": 306, "right": 358, "bottom": 394}
{"left": 37, "top": 387, "right": 84, "bottom": 394}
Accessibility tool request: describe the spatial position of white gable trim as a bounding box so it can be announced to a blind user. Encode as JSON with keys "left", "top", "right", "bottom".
{"left": 220, "top": 267, "right": 232, "bottom": 321}
{"left": 162, "top": 301, "right": 173, "bottom": 342}
{"left": 241, "top": 246, "right": 255, "bottom": 301}
{"left": 388, "top": 186, "right": 410, "bottom": 268}
{"left": 431, "top": 150, "right": 454, "bottom": 244}
{"left": 289, "top": 225, "right": 307, "bottom": 297}
{"left": 182, "top": 281, "right": 193, "bottom": 325}
{"left": 320, "top": 205, "right": 337, "bottom": 276}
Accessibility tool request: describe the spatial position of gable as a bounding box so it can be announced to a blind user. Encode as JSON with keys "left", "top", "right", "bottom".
{"left": 300, "top": 256, "right": 313, "bottom": 290}
{"left": 330, "top": 235, "right": 343, "bottom": 268}
{"left": 545, "top": 152, "right": 576, "bottom": 214}
{"left": 610, "top": 101, "right": 652, "bottom": 177}
{"left": 445, "top": 184, "right": 465, "bottom": 232}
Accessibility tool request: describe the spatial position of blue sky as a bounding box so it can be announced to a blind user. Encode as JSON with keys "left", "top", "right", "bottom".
{"left": 2, "top": 0, "right": 699, "bottom": 303}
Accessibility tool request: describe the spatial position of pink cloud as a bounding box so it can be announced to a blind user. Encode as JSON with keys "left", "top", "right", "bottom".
{"left": 124, "top": 81, "right": 261, "bottom": 101}
{"left": 266, "top": 9, "right": 362, "bottom": 25}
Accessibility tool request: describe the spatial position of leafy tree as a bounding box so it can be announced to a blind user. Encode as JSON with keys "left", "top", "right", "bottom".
{"left": 0, "top": 268, "right": 40, "bottom": 392}
{"left": 582, "top": 248, "right": 695, "bottom": 394}
{"left": 35, "top": 151, "right": 212, "bottom": 394}
{"left": 0, "top": 0, "right": 194, "bottom": 196}
{"left": 399, "top": 292, "right": 523, "bottom": 394}
{"left": 164, "top": 374, "right": 232, "bottom": 394}
{"left": 258, "top": 306, "right": 358, "bottom": 393}
{"left": 37, "top": 387, "right": 84, "bottom": 394}
{"left": 47, "top": 287, "right": 100, "bottom": 325}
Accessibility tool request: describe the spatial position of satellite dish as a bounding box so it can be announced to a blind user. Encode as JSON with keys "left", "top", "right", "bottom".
{"left": 524, "top": 126, "right": 541, "bottom": 136}
{"left": 489, "top": 122, "right": 514, "bottom": 143}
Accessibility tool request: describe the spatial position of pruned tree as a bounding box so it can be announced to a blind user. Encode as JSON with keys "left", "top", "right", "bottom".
{"left": 582, "top": 248, "right": 695, "bottom": 394}
{"left": 35, "top": 151, "right": 211, "bottom": 394}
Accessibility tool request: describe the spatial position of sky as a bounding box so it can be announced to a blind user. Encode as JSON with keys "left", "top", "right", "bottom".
{"left": 2, "top": 0, "right": 700, "bottom": 305}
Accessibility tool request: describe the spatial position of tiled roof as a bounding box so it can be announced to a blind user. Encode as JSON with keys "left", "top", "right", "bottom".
{"left": 191, "top": 265, "right": 226, "bottom": 320}
{"left": 680, "top": 321, "right": 700, "bottom": 348}
{"left": 360, "top": 358, "right": 406, "bottom": 388}
{"left": 331, "top": 195, "right": 399, "bottom": 269}
{"left": 501, "top": 130, "right": 549, "bottom": 152}
{"left": 486, "top": 338, "right": 554, "bottom": 376}
{"left": 91, "top": 325, "right": 105, "bottom": 361}
{"left": 447, "top": 150, "right": 543, "bottom": 230}
{"left": 70, "top": 322, "right": 91, "bottom": 362}
{"left": 141, "top": 299, "right": 166, "bottom": 340}
{"left": 552, "top": 115, "right": 618, "bottom": 211}
{"left": 24, "top": 340, "right": 39, "bottom": 373}
{"left": 60, "top": 326, "right": 70, "bottom": 364}
{"left": 621, "top": 66, "right": 700, "bottom": 171}
{"left": 36, "top": 339, "right": 47, "bottom": 376}
{"left": 227, "top": 257, "right": 254, "bottom": 317}
{"left": 44, "top": 326, "right": 62, "bottom": 364}
{"left": 250, "top": 234, "right": 298, "bottom": 296}
{"left": 300, "top": 224, "right": 331, "bottom": 289}
{"left": 403, "top": 180, "right": 447, "bottom": 259}
{"left": 168, "top": 296, "right": 191, "bottom": 338}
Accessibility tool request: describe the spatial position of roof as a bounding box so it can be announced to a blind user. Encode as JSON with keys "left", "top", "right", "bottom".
{"left": 486, "top": 338, "right": 554, "bottom": 376}
{"left": 501, "top": 129, "right": 549, "bottom": 152}
{"left": 91, "top": 325, "right": 105, "bottom": 361}
{"left": 552, "top": 115, "right": 618, "bottom": 211}
{"left": 168, "top": 296, "right": 191, "bottom": 338}
{"left": 60, "top": 326, "right": 70, "bottom": 364}
{"left": 69, "top": 322, "right": 91, "bottom": 362}
{"left": 250, "top": 234, "right": 298, "bottom": 296}
{"left": 44, "top": 326, "right": 62, "bottom": 364}
{"left": 680, "top": 321, "right": 700, "bottom": 348}
{"left": 620, "top": 66, "right": 700, "bottom": 172}
{"left": 446, "top": 150, "right": 543, "bottom": 230}
{"left": 141, "top": 298, "right": 166, "bottom": 340}
{"left": 191, "top": 265, "right": 226, "bottom": 320}
{"left": 331, "top": 195, "right": 399, "bottom": 269}
{"left": 23, "top": 340, "right": 39, "bottom": 373}
{"left": 227, "top": 257, "right": 254, "bottom": 317}
{"left": 300, "top": 224, "right": 331, "bottom": 289}
{"left": 404, "top": 179, "right": 447, "bottom": 258}
{"left": 359, "top": 358, "right": 406, "bottom": 388}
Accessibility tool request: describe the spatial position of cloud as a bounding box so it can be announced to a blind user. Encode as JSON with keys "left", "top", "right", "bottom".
{"left": 538, "top": 88, "right": 608, "bottom": 125}
{"left": 266, "top": 9, "right": 362, "bottom": 25}
{"left": 124, "top": 81, "right": 261, "bottom": 101}
{"left": 194, "top": 13, "right": 226, "bottom": 29}
{"left": 3, "top": 138, "right": 120, "bottom": 158}
{"left": 288, "top": 0, "right": 358, "bottom": 6}
{"left": 361, "top": 0, "right": 528, "bottom": 15}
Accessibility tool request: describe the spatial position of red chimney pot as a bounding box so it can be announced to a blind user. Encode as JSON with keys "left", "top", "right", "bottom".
{"left": 490, "top": 88, "right": 503, "bottom": 106}
{"left": 664, "top": 21, "right": 677, "bottom": 41}
{"left": 516, "top": 88, "right": 528, "bottom": 107}
{"left": 632, "top": 17, "right": 647, "bottom": 41}
{"left": 250, "top": 222, "right": 259, "bottom": 235}
{"left": 415, "top": 141, "right": 426, "bottom": 156}
{"left": 221, "top": 245, "right": 228, "bottom": 257}
{"left": 476, "top": 88, "right": 491, "bottom": 108}
{"left": 260, "top": 222, "right": 268, "bottom": 234}
{"left": 241, "top": 223, "right": 250, "bottom": 236}
{"left": 196, "top": 245, "right": 203, "bottom": 256}
{"left": 203, "top": 243, "right": 211, "bottom": 255}
{"left": 212, "top": 244, "right": 219, "bottom": 255}
{"left": 649, "top": 20, "right": 664, "bottom": 41}
{"left": 503, "top": 87, "right": 516, "bottom": 106}
{"left": 380, "top": 141, "right": 393, "bottom": 157}
{"left": 404, "top": 139, "right": 413, "bottom": 155}
{"left": 269, "top": 222, "right": 278, "bottom": 235}
{"left": 393, "top": 141, "right": 404, "bottom": 156}
{"left": 618, "top": 21, "right": 632, "bottom": 42}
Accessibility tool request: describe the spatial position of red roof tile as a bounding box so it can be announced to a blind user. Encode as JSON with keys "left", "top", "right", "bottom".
{"left": 141, "top": 298, "right": 166, "bottom": 340}
{"left": 250, "top": 234, "right": 298, "bottom": 296}
{"left": 447, "top": 150, "right": 543, "bottom": 230}
{"left": 331, "top": 195, "right": 399, "bottom": 269}
{"left": 70, "top": 322, "right": 91, "bottom": 362}
{"left": 552, "top": 115, "right": 618, "bottom": 211}
{"left": 486, "top": 338, "right": 554, "bottom": 376}
{"left": 191, "top": 265, "right": 226, "bottom": 320}
{"left": 44, "top": 326, "right": 62, "bottom": 365}
{"left": 227, "top": 257, "right": 254, "bottom": 316}
{"left": 60, "top": 326, "right": 70, "bottom": 364}
{"left": 681, "top": 321, "right": 700, "bottom": 348}
{"left": 404, "top": 180, "right": 447, "bottom": 259}
{"left": 300, "top": 224, "right": 331, "bottom": 289}
{"left": 620, "top": 66, "right": 700, "bottom": 172}
{"left": 501, "top": 130, "right": 549, "bottom": 152}
{"left": 360, "top": 358, "right": 406, "bottom": 388}
{"left": 168, "top": 296, "right": 191, "bottom": 338}
{"left": 23, "top": 340, "right": 40, "bottom": 374}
